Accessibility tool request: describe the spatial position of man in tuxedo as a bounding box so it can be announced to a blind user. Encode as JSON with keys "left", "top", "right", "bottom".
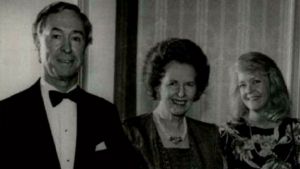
{"left": 0, "top": 2, "right": 143, "bottom": 169}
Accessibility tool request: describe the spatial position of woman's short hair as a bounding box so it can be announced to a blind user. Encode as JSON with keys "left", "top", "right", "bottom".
{"left": 230, "top": 51, "right": 290, "bottom": 122}
{"left": 32, "top": 1, "right": 92, "bottom": 47}
{"left": 143, "top": 38, "right": 210, "bottom": 101}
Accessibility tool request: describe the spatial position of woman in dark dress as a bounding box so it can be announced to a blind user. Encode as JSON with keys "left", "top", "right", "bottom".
{"left": 123, "top": 38, "right": 224, "bottom": 169}
{"left": 220, "top": 52, "right": 300, "bottom": 169}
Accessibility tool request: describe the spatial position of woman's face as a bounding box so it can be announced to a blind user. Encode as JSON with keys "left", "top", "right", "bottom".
{"left": 237, "top": 70, "right": 270, "bottom": 113}
{"left": 157, "top": 61, "right": 197, "bottom": 117}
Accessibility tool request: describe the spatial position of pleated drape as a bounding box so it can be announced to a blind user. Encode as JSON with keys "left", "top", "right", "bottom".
{"left": 136, "top": 0, "right": 300, "bottom": 124}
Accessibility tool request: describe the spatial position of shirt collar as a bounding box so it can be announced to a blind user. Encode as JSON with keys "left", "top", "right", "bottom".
{"left": 40, "top": 78, "right": 77, "bottom": 93}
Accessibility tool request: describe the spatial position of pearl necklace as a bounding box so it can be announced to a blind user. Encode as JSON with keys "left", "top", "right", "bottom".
{"left": 154, "top": 113, "right": 188, "bottom": 144}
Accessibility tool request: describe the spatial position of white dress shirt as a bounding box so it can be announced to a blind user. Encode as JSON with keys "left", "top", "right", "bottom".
{"left": 41, "top": 79, "right": 77, "bottom": 169}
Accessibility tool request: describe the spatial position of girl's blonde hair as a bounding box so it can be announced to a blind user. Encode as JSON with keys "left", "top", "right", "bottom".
{"left": 229, "top": 52, "right": 290, "bottom": 122}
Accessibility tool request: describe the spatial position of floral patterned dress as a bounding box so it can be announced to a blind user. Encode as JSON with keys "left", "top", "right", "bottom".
{"left": 220, "top": 118, "right": 300, "bottom": 169}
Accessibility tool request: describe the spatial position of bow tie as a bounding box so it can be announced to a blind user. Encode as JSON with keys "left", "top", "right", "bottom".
{"left": 49, "top": 88, "right": 80, "bottom": 107}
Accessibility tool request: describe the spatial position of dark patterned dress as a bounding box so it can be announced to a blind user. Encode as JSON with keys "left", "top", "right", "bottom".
{"left": 123, "top": 113, "right": 224, "bottom": 169}
{"left": 220, "top": 118, "right": 300, "bottom": 169}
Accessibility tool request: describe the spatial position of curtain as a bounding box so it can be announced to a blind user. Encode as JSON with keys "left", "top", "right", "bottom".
{"left": 136, "top": 0, "right": 299, "bottom": 125}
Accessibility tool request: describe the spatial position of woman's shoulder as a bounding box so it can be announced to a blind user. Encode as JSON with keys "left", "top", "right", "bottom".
{"left": 281, "top": 117, "right": 300, "bottom": 124}
{"left": 219, "top": 118, "right": 250, "bottom": 138}
{"left": 186, "top": 117, "right": 217, "bottom": 128}
{"left": 277, "top": 117, "right": 300, "bottom": 133}
{"left": 123, "top": 113, "right": 153, "bottom": 129}
{"left": 122, "top": 113, "right": 155, "bottom": 143}
{"left": 280, "top": 117, "right": 300, "bottom": 134}
{"left": 186, "top": 117, "right": 220, "bottom": 137}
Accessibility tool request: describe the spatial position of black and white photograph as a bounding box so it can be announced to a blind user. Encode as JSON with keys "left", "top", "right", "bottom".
{"left": 0, "top": 0, "right": 300, "bottom": 169}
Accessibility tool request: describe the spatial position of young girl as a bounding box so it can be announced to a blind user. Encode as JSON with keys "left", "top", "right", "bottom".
{"left": 220, "top": 52, "right": 300, "bottom": 169}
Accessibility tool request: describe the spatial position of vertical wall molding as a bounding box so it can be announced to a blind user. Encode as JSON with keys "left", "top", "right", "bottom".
{"left": 114, "top": 0, "right": 138, "bottom": 121}
{"left": 77, "top": 0, "right": 89, "bottom": 89}
{"left": 291, "top": 0, "right": 300, "bottom": 118}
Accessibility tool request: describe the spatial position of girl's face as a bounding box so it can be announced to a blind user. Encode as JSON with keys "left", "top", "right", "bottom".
{"left": 157, "top": 61, "right": 197, "bottom": 117}
{"left": 237, "top": 70, "right": 270, "bottom": 113}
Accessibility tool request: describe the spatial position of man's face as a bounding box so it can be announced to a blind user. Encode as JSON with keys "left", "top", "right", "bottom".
{"left": 37, "top": 9, "right": 86, "bottom": 83}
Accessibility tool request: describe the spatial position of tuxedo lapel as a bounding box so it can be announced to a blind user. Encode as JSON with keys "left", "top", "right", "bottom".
{"left": 73, "top": 88, "right": 113, "bottom": 169}
{"left": 73, "top": 88, "right": 96, "bottom": 169}
{"left": 26, "top": 80, "right": 61, "bottom": 169}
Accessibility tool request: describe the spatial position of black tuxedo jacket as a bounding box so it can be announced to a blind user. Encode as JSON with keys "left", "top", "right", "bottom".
{"left": 0, "top": 80, "right": 140, "bottom": 169}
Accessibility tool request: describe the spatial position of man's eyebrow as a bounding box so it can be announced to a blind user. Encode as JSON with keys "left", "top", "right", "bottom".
{"left": 72, "top": 30, "right": 84, "bottom": 37}
{"left": 50, "top": 27, "right": 63, "bottom": 32}
{"left": 50, "top": 28, "right": 84, "bottom": 36}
